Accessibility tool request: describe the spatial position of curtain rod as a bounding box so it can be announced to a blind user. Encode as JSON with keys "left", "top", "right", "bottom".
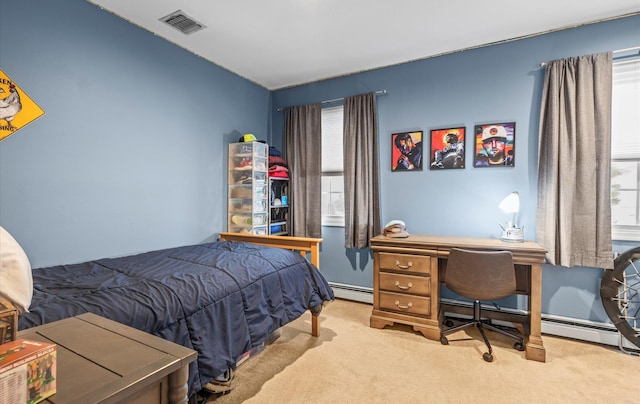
{"left": 275, "top": 89, "right": 387, "bottom": 112}
{"left": 539, "top": 46, "right": 640, "bottom": 67}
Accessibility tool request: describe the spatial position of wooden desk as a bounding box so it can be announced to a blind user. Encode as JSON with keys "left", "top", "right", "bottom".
{"left": 369, "top": 234, "right": 547, "bottom": 362}
{"left": 18, "top": 313, "right": 198, "bottom": 403}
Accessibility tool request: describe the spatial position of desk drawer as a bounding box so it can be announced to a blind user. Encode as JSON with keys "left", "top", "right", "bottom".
{"left": 379, "top": 272, "right": 431, "bottom": 296}
{"left": 379, "top": 291, "right": 431, "bottom": 317}
{"left": 378, "top": 253, "right": 431, "bottom": 275}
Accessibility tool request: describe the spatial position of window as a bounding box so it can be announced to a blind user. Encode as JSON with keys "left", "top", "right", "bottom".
{"left": 611, "top": 55, "right": 640, "bottom": 241}
{"left": 321, "top": 105, "right": 345, "bottom": 227}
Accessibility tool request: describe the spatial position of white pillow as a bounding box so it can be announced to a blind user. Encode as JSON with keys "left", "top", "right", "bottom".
{"left": 0, "top": 226, "right": 33, "bottom": 313}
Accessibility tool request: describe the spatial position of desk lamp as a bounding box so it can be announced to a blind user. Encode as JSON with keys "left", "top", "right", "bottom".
{"left": 498, "top": 191, "right": 524, "bottom": 242}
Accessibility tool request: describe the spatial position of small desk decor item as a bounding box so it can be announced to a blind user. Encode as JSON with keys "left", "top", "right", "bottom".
{"left": 383, "top": 220, "right": 409, "bottom": 238}
{"left": 392, "top": 131, "right": 423, "bottom": 171}
{"left": 473, "top": 122, "right": 515, "bottom": 167}
{"left": 430, "top": 127, "right": 465, "bottom": 169}
{"left": 498, "top": 191, "right": 524, "bottom": 242}
{"left": 0, "top": 297, "right": 18, "bottom": 344}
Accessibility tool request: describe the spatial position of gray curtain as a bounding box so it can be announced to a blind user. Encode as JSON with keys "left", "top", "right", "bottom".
{"left": 284, "top": 103, "right": 322, "bottom": 238}
{"left": 343, "top": 92, "right": 381, "bottom": 248}
{"left": 536, "top": 52, "right": 614, "bottom": 269}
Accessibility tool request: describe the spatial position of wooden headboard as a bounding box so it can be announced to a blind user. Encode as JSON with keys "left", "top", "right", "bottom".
{"left": 217, "top": 232, "right": 322, "bottom": 268}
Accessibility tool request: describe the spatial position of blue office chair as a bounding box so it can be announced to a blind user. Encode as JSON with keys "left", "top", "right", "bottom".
{"left": 440, "top": 248, "right": 525, "bottom": 362}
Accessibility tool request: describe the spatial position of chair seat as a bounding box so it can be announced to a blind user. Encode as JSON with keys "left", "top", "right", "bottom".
{"left": 440, "top": 248, "right": 524, "bottom": 362}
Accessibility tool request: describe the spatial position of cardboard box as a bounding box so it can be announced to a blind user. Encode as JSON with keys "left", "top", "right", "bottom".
{"left": 0, "top": 339, "right": 56, "bottom": 404}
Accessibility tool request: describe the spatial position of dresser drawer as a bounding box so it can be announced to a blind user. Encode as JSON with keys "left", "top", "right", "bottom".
{"left": 379, "top": 291, "right": 431, "bottom": 317}
{"left": 378, "top": 252, "right": 431, "bottom": 275}
{"left": 379, "top": 272, "right": 431, "bottom": 296}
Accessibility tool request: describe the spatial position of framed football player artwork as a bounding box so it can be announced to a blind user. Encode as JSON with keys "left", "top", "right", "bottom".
{"left": 429, "top": 127, "right": 465, "bottom": 169}
{"left": 473, "top": 122, "right": 515, "bottom": 167}
{"left": 391, "top": 131, "right": 423, "bottom": 171}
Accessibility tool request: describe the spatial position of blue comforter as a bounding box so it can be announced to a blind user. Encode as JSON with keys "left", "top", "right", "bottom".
{"left": 19, "top": 241, "right": 334, "bottom": 396}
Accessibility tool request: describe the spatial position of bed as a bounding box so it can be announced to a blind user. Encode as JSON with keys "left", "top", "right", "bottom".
{"left": 14, "top": 232, "right": 334, "bottom": 400}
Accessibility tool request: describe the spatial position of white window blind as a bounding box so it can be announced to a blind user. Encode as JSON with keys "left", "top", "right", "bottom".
{"left": 612, "top": 58, "right": 640, "bottom": 159}
{"left": 321, "top": 106, "right": 344, "bottom": 173}
{"left": 321, "top": 105, "right": 345, "bottom": 227}
{"left": 611, "top": 56, "right": 640, "bottom": 241}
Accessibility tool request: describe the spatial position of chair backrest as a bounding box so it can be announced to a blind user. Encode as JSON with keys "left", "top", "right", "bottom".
{"left": 444, "top": 248, "right": 516, "bottom": 301}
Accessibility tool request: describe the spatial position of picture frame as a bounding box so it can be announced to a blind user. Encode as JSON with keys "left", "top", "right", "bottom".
{"left": 473, "top": 122, "right": 515, "bottom": 167}
{"left": 391, "top": 131, "right": 423, "bottom": 171}
{"left": 429, "top": 127, "right": 466, "bottom": 169}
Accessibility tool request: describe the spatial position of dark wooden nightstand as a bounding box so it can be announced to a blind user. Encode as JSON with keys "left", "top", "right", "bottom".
{"left": 18, "top": 313, "right": 197, "bottom": 404}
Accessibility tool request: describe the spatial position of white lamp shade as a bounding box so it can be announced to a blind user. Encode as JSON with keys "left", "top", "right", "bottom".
{"left": 498, "top": 192, "right": 520, "bottom": 214}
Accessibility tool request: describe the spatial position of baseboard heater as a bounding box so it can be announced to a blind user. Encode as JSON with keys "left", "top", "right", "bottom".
{"left": 328, "top": 282, "right": 636, "bottom": 350}
{"left": 329, "top": 282, "right": 374, "bottom": 304}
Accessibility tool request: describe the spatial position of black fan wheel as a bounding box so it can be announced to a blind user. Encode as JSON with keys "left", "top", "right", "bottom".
{"left": 600, "top": 246, "right": 640, "bottom": 349}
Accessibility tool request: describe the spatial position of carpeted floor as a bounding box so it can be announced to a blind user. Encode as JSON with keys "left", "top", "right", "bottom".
{"left": 209, "top": 299, "right": 639, "bottom": 403}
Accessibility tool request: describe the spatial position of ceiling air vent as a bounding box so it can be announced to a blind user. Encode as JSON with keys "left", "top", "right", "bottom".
{"left": 160, "top": 10, "right": 206, "bottom": 35}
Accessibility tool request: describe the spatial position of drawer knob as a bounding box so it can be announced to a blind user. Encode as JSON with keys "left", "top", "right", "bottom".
{"left": 394, "top": 281, "right": 413, "bottom": 290}
{"left": 394, "top": 300, "right": 413, "bottom": 310}
{"left": 394, "top": 260, "right": 413, "bottom": 270}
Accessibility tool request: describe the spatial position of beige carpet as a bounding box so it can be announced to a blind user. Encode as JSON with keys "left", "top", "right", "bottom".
{"left": 210, "top": 299, "right": 639, "bottom": 404}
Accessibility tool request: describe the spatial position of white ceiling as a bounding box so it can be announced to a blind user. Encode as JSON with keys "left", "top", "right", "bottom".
{"left": 87, "top": 0, "right": 640, "bottom": 90}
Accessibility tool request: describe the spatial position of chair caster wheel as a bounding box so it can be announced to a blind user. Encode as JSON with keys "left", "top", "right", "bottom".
{"left": 514, "top": 342, "right": 525, "bottom": 351}
{"left": 483, "top": 352, "right": 493, "bottom": 362}
{"left": 440, "top": 336, "right": 449, "bottom": 345}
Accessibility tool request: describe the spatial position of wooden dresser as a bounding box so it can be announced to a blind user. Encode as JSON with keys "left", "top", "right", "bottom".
{"left": 370, "top": 237, "right": 440, "bottom": 340}
{"left": 369, "top": 234, "right": 548, "bottom": 362}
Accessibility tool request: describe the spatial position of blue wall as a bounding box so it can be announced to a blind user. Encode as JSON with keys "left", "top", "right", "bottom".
{"left": 0, "top": 1, "right": 271, "bottom": 267}
{"left": 271, "top": 15, "right": 640, "bottom": 323}
{"left": 1, "top": 1, "right": 639, "bottom": 325}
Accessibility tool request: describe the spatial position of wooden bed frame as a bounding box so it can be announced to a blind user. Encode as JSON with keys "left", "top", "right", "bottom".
{"left": 218, "top": 232, "right": 324, "bottom": 337}
{"left": 11, "top": 233, "right": 327, "bottom": 403}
